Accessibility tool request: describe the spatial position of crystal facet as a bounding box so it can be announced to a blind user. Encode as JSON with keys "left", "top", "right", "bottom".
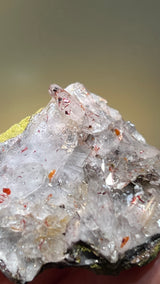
{"left": 0, "top": 83, "right": 160, "bottom": 283}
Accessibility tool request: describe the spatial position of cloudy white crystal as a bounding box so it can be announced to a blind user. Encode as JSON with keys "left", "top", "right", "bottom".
{"left": 0, "top": 82, "right": 160, "bottom": 283}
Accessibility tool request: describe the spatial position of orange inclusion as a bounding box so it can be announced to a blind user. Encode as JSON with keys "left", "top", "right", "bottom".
{"left": 3, "top": 188, "right": 11, "bottom": 195}
{"left": 47, "top": 194, "right": 53, "bottom": 201}
{"left": 121, "top": 236, "right": 129, "bottom": 248}
{"left": 80, "top": 104, "right": 85, "bottom": 111}
{"left": 48, "top": 169, "right": 56, "bottom": 182}
{"left": 114, "top": 128, "right": 120, "bottom": 136}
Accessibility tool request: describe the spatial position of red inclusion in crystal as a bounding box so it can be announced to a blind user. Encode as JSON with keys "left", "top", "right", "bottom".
{"left": 21, "top": 147, "right": 28, "bottom": 153}
{"left": 121, "top": 236, "right": 129, "bottom": 248}
{"left": 0, "top": 194, "right": 7, "bottom": 203}
{"left": 3, "top": 188, "right": 11, "bottom": 195}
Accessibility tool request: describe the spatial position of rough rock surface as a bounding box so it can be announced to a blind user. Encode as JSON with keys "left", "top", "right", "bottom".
{"left": 0, "top": 83, "right": 160, "bottom": 283}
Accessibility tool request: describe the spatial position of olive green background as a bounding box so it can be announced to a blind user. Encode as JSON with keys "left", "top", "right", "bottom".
{"left": 0, "top": 0, "right": 160, "bottom": 147}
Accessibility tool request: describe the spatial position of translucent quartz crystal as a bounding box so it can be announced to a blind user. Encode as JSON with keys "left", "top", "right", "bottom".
{"left": 0, "top": 83, "right": 160, "bottom": 283}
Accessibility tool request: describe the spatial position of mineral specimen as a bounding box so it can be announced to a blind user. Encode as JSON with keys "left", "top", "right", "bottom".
{"left": 0, "top": 83, "right": 160, "bottom": 283}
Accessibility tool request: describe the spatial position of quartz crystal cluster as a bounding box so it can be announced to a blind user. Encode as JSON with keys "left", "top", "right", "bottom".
{"left": 0, "top": 83, "right": 160, "bottom": 283}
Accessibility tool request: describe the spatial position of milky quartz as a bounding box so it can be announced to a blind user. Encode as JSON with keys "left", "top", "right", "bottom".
{"left": 0, "top": 83, "right": 160, "bottom": 283}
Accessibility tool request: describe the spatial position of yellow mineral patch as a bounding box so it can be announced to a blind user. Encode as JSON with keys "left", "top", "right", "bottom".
{"left": 0, "top": 116, "right": 31, "bottom": 143}
{"left": 0, "top": 108, "right": 43, "bottom": 143}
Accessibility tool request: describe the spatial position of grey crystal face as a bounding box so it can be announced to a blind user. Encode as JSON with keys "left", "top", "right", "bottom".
{"left": 0, "top": 82, "right": 160, "bottom": 283}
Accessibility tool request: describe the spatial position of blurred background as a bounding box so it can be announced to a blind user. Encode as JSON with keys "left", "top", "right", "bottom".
{"left": 0, "top": 0, "right": 160, "bottom": 147}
